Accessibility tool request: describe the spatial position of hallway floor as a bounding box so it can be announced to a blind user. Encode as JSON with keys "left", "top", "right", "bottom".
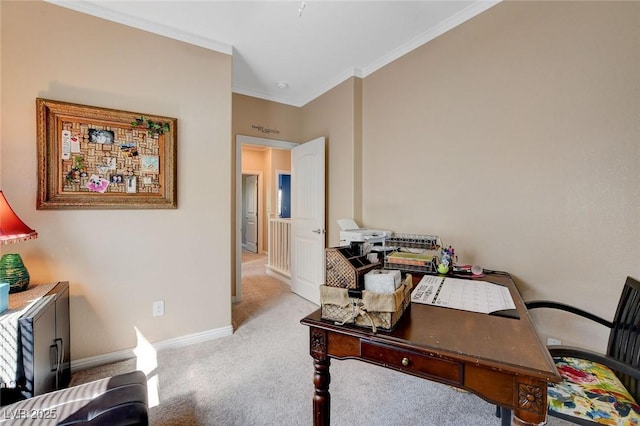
{"left": 233, "top": 250, "right": 290, "bottom": 330}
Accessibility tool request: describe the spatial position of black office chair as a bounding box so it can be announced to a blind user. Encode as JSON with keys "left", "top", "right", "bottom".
{"left": 497, "top": 276, "right": 640, "bottom": 425}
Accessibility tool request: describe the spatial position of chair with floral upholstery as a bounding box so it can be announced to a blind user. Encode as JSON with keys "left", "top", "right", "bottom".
{"left": 497, "top": 276, "right": 640, "bottom": 426}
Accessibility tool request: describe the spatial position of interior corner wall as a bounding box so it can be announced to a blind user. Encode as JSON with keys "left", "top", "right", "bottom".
{"left": 352, "top": 78, "right": 363, "bottom": 223}
{"left": 1, "top": 1, "right": 232, "bottom": 360}
{"left": 302, "top": 77, "right": 361, "bottom": 247}
{"left": 362, "top": 1, "right": 640, "bottom": 351}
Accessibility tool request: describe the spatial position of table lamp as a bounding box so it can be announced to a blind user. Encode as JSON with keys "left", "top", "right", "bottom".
{"left": 0, "top": 191, "right": 38, "bottom": 293}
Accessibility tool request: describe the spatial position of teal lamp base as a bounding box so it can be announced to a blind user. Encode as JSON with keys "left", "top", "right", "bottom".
{"left": 0, "top": 253, "right": 30, "bottom": 293}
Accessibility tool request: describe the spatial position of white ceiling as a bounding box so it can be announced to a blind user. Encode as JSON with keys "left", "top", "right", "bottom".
{"left": 47, "top": 1, "right": 499, "bottom": 107}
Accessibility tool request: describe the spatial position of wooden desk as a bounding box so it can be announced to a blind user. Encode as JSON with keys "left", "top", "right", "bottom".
{"left": 300, "top": 273, "right": 561, "bottom": 426}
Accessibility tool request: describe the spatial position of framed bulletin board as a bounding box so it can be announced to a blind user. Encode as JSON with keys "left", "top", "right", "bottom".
{"left": 36, "top": 98, "right": 177, "bottom": 209}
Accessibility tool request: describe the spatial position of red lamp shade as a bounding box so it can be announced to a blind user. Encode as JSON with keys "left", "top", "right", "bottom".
{"left": 0, "top": 191, "right": 37, "bottom": 244}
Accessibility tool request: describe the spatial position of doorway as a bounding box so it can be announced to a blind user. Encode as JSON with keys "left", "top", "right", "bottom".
{"left": 235, "top": 135, "right": 297, "bottom": 303}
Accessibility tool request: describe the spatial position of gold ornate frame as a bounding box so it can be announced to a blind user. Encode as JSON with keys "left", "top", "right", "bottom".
{"left": 36, "top": 98, "right": 177, "bottom": 209}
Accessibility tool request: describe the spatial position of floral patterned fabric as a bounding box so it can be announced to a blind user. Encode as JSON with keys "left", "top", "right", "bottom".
{"left": 549, "top": 356, "right": 640, "bottom": 425}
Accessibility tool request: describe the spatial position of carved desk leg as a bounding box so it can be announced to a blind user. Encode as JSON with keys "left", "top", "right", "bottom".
{"left": 513, "top": 378, "right": 548, "bottom": 426}
{"left": 310, "top": 328, "right": 330, "bottom": 426}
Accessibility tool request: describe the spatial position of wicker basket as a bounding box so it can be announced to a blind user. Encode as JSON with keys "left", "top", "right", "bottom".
{"left": 320, "top": 275, "right": 412, "bottom": 332}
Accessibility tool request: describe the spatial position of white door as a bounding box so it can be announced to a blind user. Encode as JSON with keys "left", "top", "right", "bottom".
{"left": 291, "top": 137, "right": 325, "bottom": 305}
{"left": 243, "top": 174, "right": 258, "bottom": 253}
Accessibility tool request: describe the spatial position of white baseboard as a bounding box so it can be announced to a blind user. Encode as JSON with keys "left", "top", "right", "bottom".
{"left": 265, "top": 267, "right": 291, "bottom": 286}
{"left": 71, "top": 325, "right": 234, "bottom": 372}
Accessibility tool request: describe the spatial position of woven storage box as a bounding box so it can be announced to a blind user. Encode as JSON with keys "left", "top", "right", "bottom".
{"left": 320, "top": 275, "right": 412, "bottom": 332}
{"left": 325, "top": 245, "right": 380, "bottom": 289}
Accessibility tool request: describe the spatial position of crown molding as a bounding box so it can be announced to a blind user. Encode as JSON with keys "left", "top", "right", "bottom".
{"left": 45, "top": 0, "right": 233, "bottom": 55}
{"left": 362, "top": 0, "right": 500, "bottom": 77}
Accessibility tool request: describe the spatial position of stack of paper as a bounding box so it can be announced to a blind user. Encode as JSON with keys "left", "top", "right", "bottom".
{"left": 386, "top": 251, "right": 435, "bottom": 266}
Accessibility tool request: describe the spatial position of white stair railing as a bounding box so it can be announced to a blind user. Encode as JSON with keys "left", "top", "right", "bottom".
{"left": 267, "top": 217, "right": 291, "bottom": 280}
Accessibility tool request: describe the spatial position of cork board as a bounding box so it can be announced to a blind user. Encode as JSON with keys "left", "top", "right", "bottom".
{"left": 36, "top": 98, "right": 177, "bottom": 209}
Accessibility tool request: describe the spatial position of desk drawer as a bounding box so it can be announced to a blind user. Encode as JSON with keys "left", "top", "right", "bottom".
{"left": 361, "top": 341, "right": 462, "bottom": 385}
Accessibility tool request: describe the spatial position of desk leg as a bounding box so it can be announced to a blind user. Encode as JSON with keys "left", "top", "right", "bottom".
{"left": 310, "top": 329, "right": 330, "bottom": 426}
{"left": 313, "top": 357, "right": 331, "bottom": 426}
{"left": 499, "top": 407, "right": 511, "bottom": 426}
{"left": 512, "top": 379, "right": 548, "bottom": 426}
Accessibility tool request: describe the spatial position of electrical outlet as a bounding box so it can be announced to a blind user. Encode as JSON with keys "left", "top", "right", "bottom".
{"left": 547, "top": 337, "right": 562, "bottom": 346}
{"left": 152, "top": 300, "right": 165, "bottom": 317}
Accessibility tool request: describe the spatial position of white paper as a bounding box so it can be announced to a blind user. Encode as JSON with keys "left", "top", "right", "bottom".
{"left": 411, "top": 276, "right": 515, "bottom": 314}
{"left": 126, "top": 176, "right": 137, "bottom": 193}
{"left": 70, "top": 135, "right": 81, "bottom": 153}
{"left": 61, "top": 130, "right": 71, "bottom": 160}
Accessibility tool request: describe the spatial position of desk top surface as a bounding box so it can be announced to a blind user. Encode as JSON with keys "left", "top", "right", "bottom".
{"left": 302, "top": 272, "right": 560, "bottom": 382}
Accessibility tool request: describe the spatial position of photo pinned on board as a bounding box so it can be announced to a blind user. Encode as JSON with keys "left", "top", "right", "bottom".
{"left": 88, "top": 129, "right": 115, "bottom": 144}
{"left": 110, "top": 174, "right": 124, "bottom": 184}
{"left": 86, "top": 174, "right": 109, "bottom": 193}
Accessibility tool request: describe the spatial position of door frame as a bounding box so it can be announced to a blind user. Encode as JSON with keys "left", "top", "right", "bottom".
{"left": 235, "top": 135, "right": 298, "bottom": 302}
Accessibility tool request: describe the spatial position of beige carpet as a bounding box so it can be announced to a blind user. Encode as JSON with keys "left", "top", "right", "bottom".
{"left": 233, "top": 251, "right": 289, "bottom": 330}
{"left": 240, "top": 249, "right": 265, "bottom": 264}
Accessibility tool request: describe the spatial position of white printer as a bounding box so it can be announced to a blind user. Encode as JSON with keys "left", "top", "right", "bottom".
{"left": 337, "top": 219, "right": 392, "bottom": 246}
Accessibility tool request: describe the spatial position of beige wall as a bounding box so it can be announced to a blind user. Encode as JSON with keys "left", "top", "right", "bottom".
{"left": 232, "top": 94, "right": 302, "bottom": 142}
{"left": 302, "top": 77, "right": 362, "bottom": 247}
{"left": 0, "top": 1, "right": 2, "bottom": 186}
{"left": 362, "top": 1, "right": 640, "bottom": 350}
{"left": 1, "top": 1, "right": 232, "bottom": 360}
{"left": 241, "top": 147, "right": 267, "bottom": 253}
{"left": 241, "top": 149, "right": 268, "bottom": 174}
